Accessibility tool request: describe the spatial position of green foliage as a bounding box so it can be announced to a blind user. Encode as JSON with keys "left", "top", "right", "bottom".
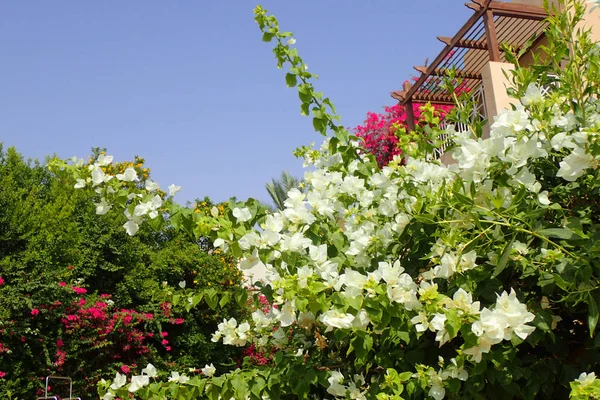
{"left": 0, "top": 147, "right": 248, "bottom": 398}
{"left": 265, "top": 171, "right": 302, "bottom": 210}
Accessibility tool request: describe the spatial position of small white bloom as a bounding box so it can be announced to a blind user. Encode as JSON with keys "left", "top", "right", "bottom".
{"left": 520, "top": 83, "right": 544, "bottom": 106}
{"left": 168, "top": 371, "right": 190, "bottom": 384}
{"left": 168, "top": 184, "right": 181, "bottom": 196}
{"left": 95, "top": 199, "right": 111, "bottom": 215}
{"left": 538, "top": 191, "right": 550, "bottom": 205}
{"left": 123, "top": 220, "right": 139, "bottom": 236}
{"left": 576, "top": 371, "right": 596, "bottom": 386}
{"left": 110, "top": 372, "right": 127, "bottom": 390}
{"left": 557, "top": 146, "right": 594, "bottom": 181}
{"left": 74, "top": 178, "right": 86, "bottom": 189}
{"left": 233, "top": 207, "right": 252, "bottom": 223}
{"left": 141, "top": 363, "right": 157, "bottom": 378}
{"left": 116, "top": 167, "right": 138, "bottom": 182}
{"left": 128, "top": 375, "right": 150, "bottom": 392}
{"left": 102, "top": 392, "right": 115, "bottom": 400}
{"left": 178, "top": 280, "right": 186, "bottom": 289}
{"left": 96, "top": 154, "right": 114, "bottom": 166}
{"left": 145, "top": 180, "right": 160, "bottom": 191}
{"left": 287, "top": 38, "right": 296, "bottom": 45}
{"left": 201, "top": 363, "right": 216, "bottom": 377}
{"left": 319, "top": 310, "right": 355, "bottom": 331}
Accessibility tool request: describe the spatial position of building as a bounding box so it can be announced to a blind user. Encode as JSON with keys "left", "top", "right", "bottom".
{"left": 391, "top": 0, "right": 600, "bottom": 161}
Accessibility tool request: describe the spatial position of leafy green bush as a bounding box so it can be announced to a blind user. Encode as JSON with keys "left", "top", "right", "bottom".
{"left": 0, "top": 147, "right": 248, "bottom": 398}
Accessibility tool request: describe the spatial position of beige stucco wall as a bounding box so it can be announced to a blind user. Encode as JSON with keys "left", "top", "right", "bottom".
{"left": 481, "top": 61, "right": 516, "bottom": 136}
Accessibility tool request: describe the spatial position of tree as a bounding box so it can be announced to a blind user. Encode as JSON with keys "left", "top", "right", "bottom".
{"left": 0, "top": 147, "right": 248, "bottom": 398}
{"left": 265, "top": 171, "right": 302, "bottom": 210}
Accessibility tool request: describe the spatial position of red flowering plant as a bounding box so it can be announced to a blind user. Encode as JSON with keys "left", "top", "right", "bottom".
{"left": 0, "top": 273, "right": 172, "bottom": 397}
{"left": 353, "top": 98, "right": 453, "bottom": 167}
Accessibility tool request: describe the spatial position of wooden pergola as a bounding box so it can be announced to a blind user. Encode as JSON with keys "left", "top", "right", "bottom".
{"left": 392, "top": 0, "right": 548, "bottom": 131}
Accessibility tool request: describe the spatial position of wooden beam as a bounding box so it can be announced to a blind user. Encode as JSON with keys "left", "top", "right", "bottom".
{"left": 484, "top": 9, "right": 501, "bottom": 61}
{"left": 397, "top": 0, "right": 492, "bottom": 106}
{"left": 465, "top": 2, "right": 481, "bottom": 12}
{"left": 405, "top": 99, "right": 416, "bottom": 132}
{"left": 391, "top": 90, "right": 406, "bottom": 101}
{"left": 488, "top": 1, "right": 547, "bottom": 20}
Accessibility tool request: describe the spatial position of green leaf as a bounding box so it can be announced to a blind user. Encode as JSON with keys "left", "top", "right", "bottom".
{"left": 538, "top": 228, "right": 574, "bottom": 240}
{"left": 262, "top": 32, "right": 274, "bottom": 42}
{"left": 219, "top": 292, "right": 231, "bottom": 308}
{"left": 493, "top": 237, "right": 515, "bottom": 278}
{"left": 398, "top": 372, "right": 413, "bottom": 382}
{"left": 205, "top": 289, "right": 219, "bottom": 310}
{"left": 313, "top": 117, "right": 326, "bottom": 135}
{"left": 285, "top": 73, "right": 297, "bottom": 88}
{"left": 588, "top": 292, "right": 599, "bottom": 337}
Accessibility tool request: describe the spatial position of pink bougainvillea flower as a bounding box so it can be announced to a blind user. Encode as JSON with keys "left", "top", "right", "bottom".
{"left": 0, "top": 371, "right": 5, "bottom": 378}
{"left": 31, "top": 309, "right": 39, "bottom": 316}
{"left": 161, "top": 331, "right": 168, "bottom": 337}
{"left": 0, "top": 276, "right": 4, "bottom": 285}
{"left": 59, "top": 282, "right": 67, "bottom": 287}
{"left": 121, "top": 365, "right": 131, "bottom": 374}
{"left": 71, "top": 287, "right": 87, "bottom": 294}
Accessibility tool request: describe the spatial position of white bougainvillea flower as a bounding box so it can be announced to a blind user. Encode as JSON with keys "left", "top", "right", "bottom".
{"left": 233, "top": 207, "right": 252, "bottom": 223}
{"left": 520, "top": 83, "right": 544, "bottom": 106}
{"left": 428, "top": 383, "right": 446, "bottom": 400}
{"left": 102, "top": 392, "right": 115, "bottom": 400}
{"left": 201, "top": 363, "right": 216, "bottom": 377}
{"left": 576, "top": 371, "right": 597, "bottom": 386}
{"left": 327, "top": 371, "right": 347, "bottom": 397}
{"left": 557, "top": 145, "right": 594, "bottom": 181}
{"left": 123, "top": 220, "right": 139, "bottom": 236}
{"left": 128, "top": 375, "right": 150, "bottom": 392}
{"left": 110, "top": 372, "right": 127, "bottom": 390}
{"left": 538, "top": 190, "right": 551, "bottom": 205}
{"left": 91, "top": 165, "right": 107, "bottom": 186}
{"left": 145, "top": 179, "right": 160, "bottom": 191}
{"left": 116, "top": 167, "right": 138, "bottom": 182}
{"left": 141, "top": 363, "right": 157, "bottom": 378}
{"left": 168, "top": 184, "right": 181, "bottom": 196}
{"left": 320, "top": 310, "right": 355, "bottom": 331}
{"left": 96, "top": 154, "right": 114, "bottom": 166}
{"left": 74, "top": 178, "right": 86, "bottom": 189}
{"left": 95, "top": 199, "right": 111, "bottom": 215}
{"left": 168, "top": 371, "right": 190, "bottom": 384}
{"left": 287, "top": 38, "right": 296, "bottom": 45}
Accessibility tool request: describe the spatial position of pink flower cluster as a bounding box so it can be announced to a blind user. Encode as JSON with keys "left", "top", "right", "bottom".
{"left": 353, "top": 101, "right": 452, "bottom": 167}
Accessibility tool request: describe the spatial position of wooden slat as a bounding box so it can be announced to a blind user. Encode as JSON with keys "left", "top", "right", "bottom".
{"left": 413, "top": 66, "right": 482, "bottom": 79}
{"left": 438, "top": 36, "right": 487, "bottom": 50}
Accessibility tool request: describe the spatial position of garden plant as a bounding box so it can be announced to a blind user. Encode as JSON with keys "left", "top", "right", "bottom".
{"left": 28, "top": 0, "right": 600, "bottom": 398}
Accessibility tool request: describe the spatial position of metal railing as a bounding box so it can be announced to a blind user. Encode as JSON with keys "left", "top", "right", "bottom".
{"left": 36, "top": 376, "right": 81, "bottom": 400}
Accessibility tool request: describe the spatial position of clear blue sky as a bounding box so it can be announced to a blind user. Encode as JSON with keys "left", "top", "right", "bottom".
{"left": 0, "top": 1, "right": 471, "bottom": 205}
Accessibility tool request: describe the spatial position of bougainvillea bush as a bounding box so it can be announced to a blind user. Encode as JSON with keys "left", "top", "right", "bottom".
{"left": 51, "top": 0, "right": 600, "bottom": 398}
{"left": 0, "top": 149, "right": 248, "bottom": 398}
{"left": 353, "top": 102, "right": 452, "bottom": 167}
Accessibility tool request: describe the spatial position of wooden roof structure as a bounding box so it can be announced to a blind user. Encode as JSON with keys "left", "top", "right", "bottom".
{"left": 392, "top": 0, "right": 548, "bottom": 130}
